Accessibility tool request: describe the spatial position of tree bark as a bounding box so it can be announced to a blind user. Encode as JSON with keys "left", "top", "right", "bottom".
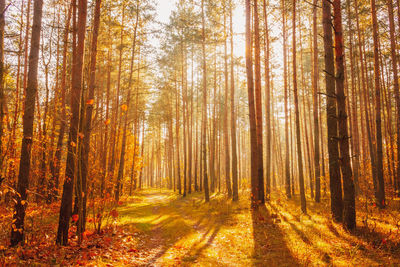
{"left": 370, "top": 0, "right": 385, "bottom": 208}
{"left": 57, "top": 0, "right": 87, "bottom": 246}
{"left": 201, "top": 0, "right": 209, "bottom": 202}
{"left": 246, "top": 0, "right": 259, "bottom": 207}
{"left": 386, "top": 0, "right": 400, "bottom": 196}
{"left": 254, "top": 0, "right": 265, "bottom": 204}
{"left": 333, "top": 0, "right": 356, "bottom": 230}
{"left": 230, "top": 0, "right": 238, "bottom": 201}
{"left": 223, "top": 4, "right": 232, "bottom": 198}
{"left": 11, "top": 0, "right": 43, "bottom": 247}
{"left": 282, "top": 0, "right": 291, "bottom": 199}
{"left": 292, "top": 0, "right": 306, "bottom": 214}
{"left": 323, "top": 0, "right": 343, "bottom": 222}
{"left": 312, "top": 0, "right": 321, "bottom": 203}
{"left": 79, "top": 0, "right": 101, "bottom": 237}
{"left": 262, "top": 0, "right": 271, "bottom": 200}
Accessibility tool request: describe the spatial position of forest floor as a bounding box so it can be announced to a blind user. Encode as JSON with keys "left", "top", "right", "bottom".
{"left": 1, "top": 189, "right": 400, "bottom": 266}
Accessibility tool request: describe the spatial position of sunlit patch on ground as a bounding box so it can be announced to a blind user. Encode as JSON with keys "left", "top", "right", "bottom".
{"left": 1, "top": 189, "right": 399, "bottom": 266}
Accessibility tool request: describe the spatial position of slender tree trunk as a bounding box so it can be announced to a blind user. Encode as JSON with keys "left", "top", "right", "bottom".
{"left": 230, "top": 0, "right": 238, "bottom": 201}
{"left": 52, "top": 3, "right": 72, "bottom": 199}
{"left": 108, "top": 5, "right": 125, "bottom": 185}
{"left": 11, "top": 0, "right": 43, "bottom": 247}
{"left": 262, "top": 0, "right": 271, "bottom": 200}
{"left": 175, "top": 74, "right": 181, "bottom": 195}
{"left": 282, "top": 0, "right": 291, "bottom": 198}
{"left": 57, "top": 0, "right": 87, "bottom": 246}
{"left": 188, "top": 48, "right": 194, "bottom": 194}
{"left": 101, "top": 49, "right": 111, "bottom": 197}
{"left": 355, "top": 0, "right": 377, "bottom": 195}
{"left": 292, "top": 0, "right": 306, "bottom": 213}
{"left": 182, "top": 42, "right": 187, "bottom": 197}
{"left": 333, "top": 0, "right": 356, "bottom": 229}
{"left": 115, "top": 91, "right": 131, "bottom": 201}
{"left": 78, "top": 0, "right": 101, "bottom": 237}
{"left": 254, "top": 0, "right": 265, "bottom": 204}
{"left": 370, "top": 0, "right": 385, "bottom": 208}
{"left": 22, "top": 0, "right": 31, "bottom": 97}
{"left": 223, "top": 4, "right": 232, "bottom": 198}
{"left": 246, "top": 0, "right": 259, "bottom": 207}
{"left": 386, "top": 0, "right": 400, "bottom": 196}
{"left": 312, "top": 0, "right": 321, "bottom": 203}
{"left": 139, "top": 120, "right": 145, "bottom": 189}
{"left": 346, "top": 0, "right": 360, "bottom": 195}
{"left": 201, "top": 0, "right": 209, "bottom": 202}
{"left": 323, "top": 0, "right": 343, "bottom": 222}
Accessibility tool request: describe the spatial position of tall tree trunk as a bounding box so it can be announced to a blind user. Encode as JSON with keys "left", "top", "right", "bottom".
{"left": 108, "top": 5, "right": 125, "bottom": 185}
{"left": 323, "top": 0, "right": 343, "bottom": 222}
{"left": 201, "top": 0, "right": 209, "bottom": 202}
{"left": 139, "top": 119, "right": 145, "bottom": 189}
{"left": 346, "top": 0, "right": 360, "bottom": 195}
{"left": 254, "top": 0, "right": 265, "bottom": 204}
{"left": 333, "top": 0, "right": 356, "bottom": 230}
{"left": 182, "top": 42, "right": 187, "bottom": 197}
{"left": 355, "top": 0, "right": 377, "bottom": 196}
{"left": 78, "top": 0, "right": 101, "bottom": 237}
{"left": 223, "top": 4, "right": 232, "bottom": 198}
{"left": 370, "top": 0, "right": 385, "bottom": 208}
{"left": 262, "top": 0, "right": 271, "bottom": 200}
{"left": 8, "top": 0, "right": 25, "bottom": 193}
{"left": 115, "top": 91, "right": 131, "bottom": 201}
{"left": 386, "top": 0, "right": 400, "bottom": 197}
{"left": 312, "top": 0, "right": 321, "bottom": 203}
{"left": 292, "top": 0, "right": 306, "bottom": 213}
{"left": 11, "top": 0, "right": 43, "bottom": 247}
{"left": 188, "top": 48, "right": 194, "bottom": 194}
{"left": 22, "top": 0, "right": 31, "bottom": 98}
{"left": 57, "top": 0, "right": 87, "bottom": 246}
{"left": 52, "top": 3, "right": 72, "bottom": 199}
{"left": 175, "top": 74, "right": 181, "bottom": 195}
{"left": 230, "top": 0, "right": 238, "bottom": 201}
{"left": 246, "top": 0, "right": 259, "bottom": 207}
{"left": 282, "top": 0, "right": 291, "bottom": 198}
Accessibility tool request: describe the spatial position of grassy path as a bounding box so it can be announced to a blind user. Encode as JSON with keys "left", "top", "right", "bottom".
{"left": 115, "top": 189, "right": 400, "bottom": 267}
{"left": 117, "top": 189, "right": 298, "bottom": 266}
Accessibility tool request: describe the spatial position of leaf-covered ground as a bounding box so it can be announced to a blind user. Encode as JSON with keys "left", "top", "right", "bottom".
{"left": 1, "top": 189, "right": 400, "bottom": 266}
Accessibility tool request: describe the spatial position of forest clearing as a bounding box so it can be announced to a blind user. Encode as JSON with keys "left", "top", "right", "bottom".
{"left": 1, "top": 0, "right": 400, "bottom": 265}
{"left": 1, "top": 189, "right": 400, "bottom": 266}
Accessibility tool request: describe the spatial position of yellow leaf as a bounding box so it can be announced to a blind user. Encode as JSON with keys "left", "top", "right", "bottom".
{"left": 86, "top": 99, "right": 94, "bottom": 105}
{"left": 21, "top": 200, "right": 26, "bottom": 206}
{"left": 121, "top": 104, "right": 128, "bottom": 111}
{"left": 70, "top": 141, "right": 76, "bottom": 147}
{"left": 104, "top": 119, "right": 111, "bottom": 125}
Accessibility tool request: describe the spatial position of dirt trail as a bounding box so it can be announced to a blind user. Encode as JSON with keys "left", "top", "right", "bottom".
{"left": 118, "top": 190, "right": 299, "bottom": 266}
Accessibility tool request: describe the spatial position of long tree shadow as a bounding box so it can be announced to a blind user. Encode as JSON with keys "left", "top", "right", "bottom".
{"left": 268, "top": 198, "right": 400, "bottom": 265}
{"left": 117, "top": 191, "right": 195, "bottom": 265}
{"left": 120, "top": 190, "right": 234, "bottom": 265}
{"left": 180, "top": 210, "right": 228, "bottom": 263}
{"left": 251, "top": 205, "right": 299, "bottom": 267}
